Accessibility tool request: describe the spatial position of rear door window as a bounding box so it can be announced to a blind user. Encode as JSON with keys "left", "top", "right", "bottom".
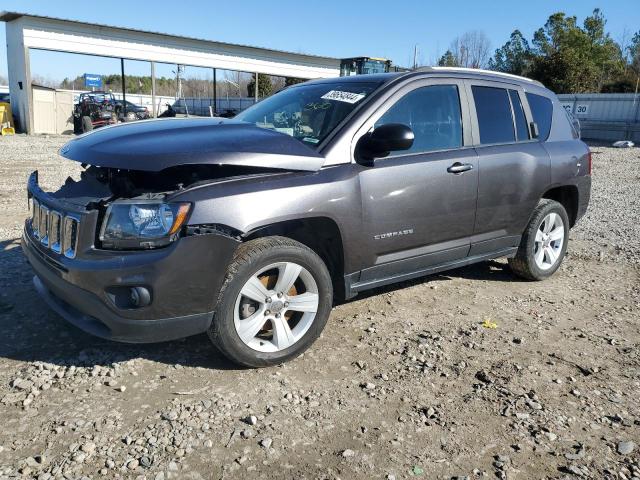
{"left": 525, "top": 92, "right": 553, "bottom": 141}
{"left": 509, "top": 90, "right": 529, "bottom": 141}
{"left": 471, "top": 86, "right": 515, "bottom": 144}
{"left": 375, "top": 84, "right": 463, "bottom": 155}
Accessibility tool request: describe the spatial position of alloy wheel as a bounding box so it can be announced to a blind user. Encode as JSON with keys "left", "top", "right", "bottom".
{"left": 533, "top": 212, "right": 565, "bottom": 270}
{"left": 233, "top": 262, "right": 320, "bottom": 353}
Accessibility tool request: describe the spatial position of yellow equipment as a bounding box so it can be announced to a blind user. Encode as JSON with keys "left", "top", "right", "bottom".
{"left": 0, "top": 102, "right": 15, "bottom": 136}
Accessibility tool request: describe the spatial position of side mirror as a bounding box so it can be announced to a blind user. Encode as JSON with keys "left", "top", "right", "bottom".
{"left": 356, "top": 123, "right": 415, "bottom": 163}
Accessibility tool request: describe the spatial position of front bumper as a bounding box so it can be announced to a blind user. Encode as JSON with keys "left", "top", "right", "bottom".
{"left": 22, "top": 224, "right": 240, "bottom": 343}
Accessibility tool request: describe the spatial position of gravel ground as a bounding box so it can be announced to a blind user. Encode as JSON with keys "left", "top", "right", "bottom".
{"left": 0, "top": 135, "right": 638, "bottom": 480}
{"left": 571, "top": 146, "right": 640, "bottom": 265}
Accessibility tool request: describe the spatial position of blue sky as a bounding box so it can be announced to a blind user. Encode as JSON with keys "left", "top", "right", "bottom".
{"left": 1, "top": 0, "right": 639, "bottom": 83}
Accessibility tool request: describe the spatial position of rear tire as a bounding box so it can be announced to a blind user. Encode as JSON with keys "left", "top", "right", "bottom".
{"left": 81, "top": 116, "right": 93, "bottom": 133}
{"left": 208, "top": 236, "right": 333, "bottom": 367}
{"left": 509, "top": 199, "right": 569, "bottom": 281}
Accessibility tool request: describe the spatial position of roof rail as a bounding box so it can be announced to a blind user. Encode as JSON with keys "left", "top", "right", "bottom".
{"left": 413, "top": 66, "right": 544, "bottom": 87}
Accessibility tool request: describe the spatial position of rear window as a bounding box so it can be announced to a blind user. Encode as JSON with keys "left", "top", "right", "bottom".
{"left": 526, "top": 93, "right": 553, "bottom": 141}
{"left": 472, "top": 86, "right": 515, "bottom": 144}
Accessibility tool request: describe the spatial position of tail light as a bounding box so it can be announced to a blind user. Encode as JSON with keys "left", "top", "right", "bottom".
{"left": 587, "top": 150, "right": 592, "bottom": 175}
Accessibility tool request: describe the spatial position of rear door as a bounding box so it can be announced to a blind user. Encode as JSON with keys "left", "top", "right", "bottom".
{"left": 466, "top": 81, "right": 550, "bottom": 256}
{"left": 354, "top": 78, "right": 479, "bottom": 283}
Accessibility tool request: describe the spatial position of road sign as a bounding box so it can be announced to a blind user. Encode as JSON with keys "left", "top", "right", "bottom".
{"left": 574, "top": 104, "right": 589, "bottom": 116}
{"left": 560, "top": 102, "right": 589, "bottom": 117}
{"left": 84, "top": 74, "right": 102, "bottom": 88}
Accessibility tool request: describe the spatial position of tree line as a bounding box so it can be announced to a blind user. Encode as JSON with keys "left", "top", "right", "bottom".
{"left": 438, "top": 9, "right": 639, "bottom": 93}
{"left": 53, "top": 72, "right": 305, "bottom": 99}
{"left": 21, "top": 8, "right": 638, "bottom": 96}
{"left": 58, "top": 73, "right": 246, "bottom": 98}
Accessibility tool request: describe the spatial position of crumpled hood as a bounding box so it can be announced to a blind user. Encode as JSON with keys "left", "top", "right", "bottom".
{"left": 59, "top": 117, "right": 325, "bottom": 172}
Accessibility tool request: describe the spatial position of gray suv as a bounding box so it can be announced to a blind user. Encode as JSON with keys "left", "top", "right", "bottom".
{"left": 22, "top": 68, "right": 591, "bottom": 367}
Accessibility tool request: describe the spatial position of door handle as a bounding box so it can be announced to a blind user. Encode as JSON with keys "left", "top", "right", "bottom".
{"left": 447, "top": 162, "right": 473, "bottom": 174}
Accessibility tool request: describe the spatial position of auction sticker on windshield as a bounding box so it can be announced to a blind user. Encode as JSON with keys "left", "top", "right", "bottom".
{"left": 321, "top": 90, "right": 366, "bottom": 104}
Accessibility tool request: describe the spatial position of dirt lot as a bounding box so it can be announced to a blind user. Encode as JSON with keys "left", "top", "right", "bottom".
{"left": 0, "top": 135, "right": 638, "bottom": 480}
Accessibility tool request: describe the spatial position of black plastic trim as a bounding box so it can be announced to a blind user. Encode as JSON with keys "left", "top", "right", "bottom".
{"left": 346, "top": 247, "right": 518, "bottom": 295}
{"left": 33, "top": 275, "right": 212, "bottom": 343}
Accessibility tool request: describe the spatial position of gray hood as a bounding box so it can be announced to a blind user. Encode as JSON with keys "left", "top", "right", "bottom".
{"left": 59, "top": 117, "right": 325, "bottom": 172}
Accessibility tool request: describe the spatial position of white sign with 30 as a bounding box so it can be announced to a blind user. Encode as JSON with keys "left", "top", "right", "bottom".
{"left": 560, "top": 103, "right": 589, "bottom": 116}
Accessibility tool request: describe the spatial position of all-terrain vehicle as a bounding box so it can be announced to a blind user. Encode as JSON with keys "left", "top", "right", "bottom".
{"left": 73, "top": 91, "right": 119, "bottom": 133}
{"left": 24, "top": 68, "right": 590, "bottom": 367}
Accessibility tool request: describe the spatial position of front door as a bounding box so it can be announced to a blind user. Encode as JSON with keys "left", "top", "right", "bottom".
{"left": 354, "top": 80, "right": 479, "bottom": 284}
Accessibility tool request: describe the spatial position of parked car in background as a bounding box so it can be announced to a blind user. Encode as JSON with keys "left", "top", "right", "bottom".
{"left": 73, "top": 91, "right": 119, "bottom": 133}
{"left": 216, "top": 108, "right": 239, "bottom": 118}
{"left": 23, "top": 68, "right": 590, "bottom": 367}
{"left": 116, "top": 100, "right": 150, "bottom": 121}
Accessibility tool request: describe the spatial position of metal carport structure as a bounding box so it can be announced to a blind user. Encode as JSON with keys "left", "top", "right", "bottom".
{"left": 0, "top": 11, "right": 341, "bottom": 133}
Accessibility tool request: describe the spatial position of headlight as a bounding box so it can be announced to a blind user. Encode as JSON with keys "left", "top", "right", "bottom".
{"left": 99, "top": 201, "right": 191, "bottom": 250}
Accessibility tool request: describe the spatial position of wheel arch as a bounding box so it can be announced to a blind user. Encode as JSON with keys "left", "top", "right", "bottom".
{"left": 243, "top": 217, "right": 347, "bottom": 301}
{"left": 541, "top": 184, "right": 580, "bottom": 227}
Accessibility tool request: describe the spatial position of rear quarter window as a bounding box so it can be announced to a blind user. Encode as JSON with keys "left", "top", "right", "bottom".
{"left": 525, "top": 93, "right": 553, "bottom": 141}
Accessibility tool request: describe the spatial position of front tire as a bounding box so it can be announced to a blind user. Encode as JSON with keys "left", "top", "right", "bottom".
{"left": 208, "top": 236, "right": 333, "bottom": 367}
{"left": 73, "top": 115, "right": 81, "bottom": 134}
{"left": 509, "top": 199, "right": 569, "bottom": 281}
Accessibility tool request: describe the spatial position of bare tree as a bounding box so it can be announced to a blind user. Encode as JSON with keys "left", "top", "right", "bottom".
{"left": 31, "top": 74, "right": 59, "bottom": 88}
{"left": 271, "top": 76, "right": 286, "bottom": 92}
{"left": 448, "top": 31, "right": 491, "bottom": 68}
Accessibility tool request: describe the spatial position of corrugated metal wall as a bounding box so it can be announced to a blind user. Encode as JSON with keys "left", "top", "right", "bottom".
{"left": 557, "top": 93, "right": 640, "bottom": 142}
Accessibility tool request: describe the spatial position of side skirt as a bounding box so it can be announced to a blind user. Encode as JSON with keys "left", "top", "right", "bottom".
{"left": 344, "top": 247, "right": 518, "bottom": 298}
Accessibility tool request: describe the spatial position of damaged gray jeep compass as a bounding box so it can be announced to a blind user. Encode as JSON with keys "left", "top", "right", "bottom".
{"left": 23, "top": 68, "right": 591, "bottom": 367}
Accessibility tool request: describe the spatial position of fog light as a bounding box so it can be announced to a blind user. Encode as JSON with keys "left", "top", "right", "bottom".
{"left": 129, "top": 287, "right": 151, "bottom": 307}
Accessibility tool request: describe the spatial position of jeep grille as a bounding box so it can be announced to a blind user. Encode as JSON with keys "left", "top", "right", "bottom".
{"left": 30, "top": 199, "right": 80, "bottom": 259}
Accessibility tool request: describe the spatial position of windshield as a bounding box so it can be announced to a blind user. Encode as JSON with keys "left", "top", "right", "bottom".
{"left": 235, "top": 81, "right": 381, "bottom": 148}
{"left": 81, "top": 93, "right": 112, "bottom": 103}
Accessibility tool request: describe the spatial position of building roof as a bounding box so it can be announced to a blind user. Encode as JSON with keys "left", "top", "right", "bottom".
{"left": 0, "top": 11, "right": 340, "bottom": 65}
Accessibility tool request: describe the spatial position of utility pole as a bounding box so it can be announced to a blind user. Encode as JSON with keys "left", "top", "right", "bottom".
{"left": 120, "top": 58, "right": 127, "bottom": 118}
{"left": 175, "top": 64, "right": 184, "bottom": 100}
{"left": 255, "top": 72, "right": 259, "bottom": 103}
{"left": 213, "top": 68, "right": 217, "bottom": 115}
{"left": 413, "top": 45, "right": 418, "bottom": 70}
{"left": 151, "top": 61, "right": 156, "bottom": 118}
{"left": 633, "top": 76, "right": 639, "bottom": 124}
